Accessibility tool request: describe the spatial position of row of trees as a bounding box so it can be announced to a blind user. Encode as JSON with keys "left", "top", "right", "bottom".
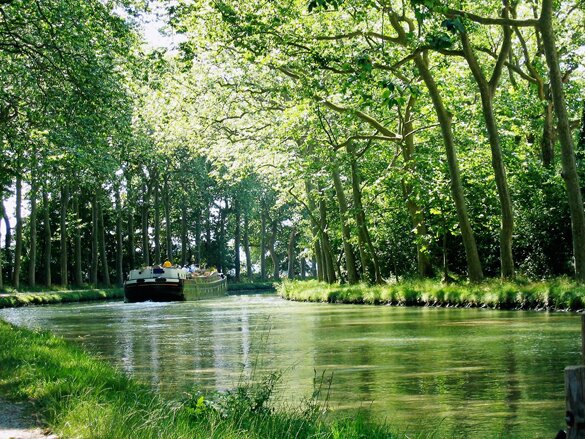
{"left": 0, "top": 1, "right": 295, "bottom": 288}
{"left": 161, "top": 0, "right": 585, "bottom": 283}
{"left": 1, "top": 0, "right": 585, "bottom": 289}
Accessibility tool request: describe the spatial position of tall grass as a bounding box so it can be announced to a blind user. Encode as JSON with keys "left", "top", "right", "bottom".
{"left": 0, "top": 321, "right": 402, "bottom": 438}
{"left": 278, "top": 278, "right": 585, "bottom": 311}
{"left": 0, "top": 288, "right": 123, "bottom": 309}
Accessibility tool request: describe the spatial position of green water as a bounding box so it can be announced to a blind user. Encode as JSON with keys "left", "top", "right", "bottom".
{"left": 0, "top": 294, "right": 579, "bottom": 438}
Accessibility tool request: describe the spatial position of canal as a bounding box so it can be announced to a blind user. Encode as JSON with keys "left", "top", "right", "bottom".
{"left": 0, "top": 294, "right": 579, "bottom": 438}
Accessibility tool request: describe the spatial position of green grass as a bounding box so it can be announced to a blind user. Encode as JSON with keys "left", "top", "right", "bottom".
{"left": 0, "top": 288, "right": 123, "bottom": 309}
{"left": 278, "top": 278, "right": 585, "bottom": 311}
{"left": 0, "top": 320, "right": 402, "bottom": 438}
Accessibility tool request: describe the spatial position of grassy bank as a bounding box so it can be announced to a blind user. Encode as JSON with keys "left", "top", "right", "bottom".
{"left": 0, "top": 288, "right": 123, "bottom": 309}
{"left": 0, "top": 320, "right": 397, "bottom": 438}
{"left": 278, "top": 278, "right": 585, "bottom": 311}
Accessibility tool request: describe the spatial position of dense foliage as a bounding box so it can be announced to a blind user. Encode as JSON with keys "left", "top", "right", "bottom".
{"left": 1, "top": 0, "right": 584, "bottom": 289}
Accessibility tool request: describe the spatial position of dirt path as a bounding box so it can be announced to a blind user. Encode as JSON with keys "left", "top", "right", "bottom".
{"left": 0, "top": 399, "right": 56, "bottom": 439}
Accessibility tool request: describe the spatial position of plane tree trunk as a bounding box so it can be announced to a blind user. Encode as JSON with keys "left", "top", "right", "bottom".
{"left": 59, "top": 185, "right": 69, "bottom": 287}
{"left": 115, "top": 185, "right": 123, "bottom": 286}
{"left": 402, "top": 97, "right": 434, "bottom": 278}
{"left": 43, "top": 190, "right": 51, "bottom": 286}
{"left": 331, "top": 162, "right": 359, "bottom": 284}
{"left": 98, "top": 198, "right": 110, "bottom": 287}
{"left": 460, "top": 28, "right": 515, "bottom": 279}
{"left": 73, "top": 192, "right": 83, "bottom": 286}
{"left": 234, "top": 198, "right": 241, "bottom": 282}
{"left": 91, "top": 194, "right": 99, "bottom": 285}
{"left": 243, "top": 211, "right": 252, "bottom": 278}
{"left": 347, "top": 144, "right": 381, "bottom": 283}
{"left": 305, "top": 180, "right": 324, "bottom": 282}
{"left": 13, "top": 176, "right": 22, "bottom": 288}
{"left": 540, "top": 0, "right": 585, "bottom": 281}
{"left": 164, "top": 178, "right": 172, "bottom": 262}
{"left": 414, "top": 52, "right": 484, "bottom": 282}
{"left": 28, "top": 179, "right": 38, "bottom": 287}
{"left": 287, "top": 226, "right": 296, "bottom": 279}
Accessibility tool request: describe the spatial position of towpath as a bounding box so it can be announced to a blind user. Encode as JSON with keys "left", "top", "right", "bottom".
{"left": 0, "top": 398, "right": 56, "bottom": 439}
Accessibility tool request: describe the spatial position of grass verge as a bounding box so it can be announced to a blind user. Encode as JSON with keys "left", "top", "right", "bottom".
{"left": 0, "top": 320, "right": 399, "bottom": 438}
{"left": 0, "top": 288, "right": 123, "bottom": 309}
{"left": 278, "top": 278, "right": 585, "bottom": 311}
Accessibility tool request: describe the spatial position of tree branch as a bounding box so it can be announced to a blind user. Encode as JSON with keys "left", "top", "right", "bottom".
{"left": 444, "top": 8, "right": 538, "bottom": 27}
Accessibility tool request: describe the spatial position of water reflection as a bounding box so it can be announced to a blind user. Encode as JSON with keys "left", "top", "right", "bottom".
{"left": 0, "top": 295, "right": 579, "bottom": 438}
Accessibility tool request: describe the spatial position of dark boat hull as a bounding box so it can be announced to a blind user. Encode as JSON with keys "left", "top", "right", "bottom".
{"left": 124, "top": 280, "right": 185, "bottom": 302}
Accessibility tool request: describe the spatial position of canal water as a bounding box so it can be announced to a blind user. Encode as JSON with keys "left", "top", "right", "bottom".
{"left": 0, "top": 294, "right": 579, "bottom": 438}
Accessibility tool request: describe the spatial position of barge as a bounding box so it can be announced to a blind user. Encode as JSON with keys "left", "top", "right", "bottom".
{"left": 124, "top": 262, "right": 227, "bottom": 303}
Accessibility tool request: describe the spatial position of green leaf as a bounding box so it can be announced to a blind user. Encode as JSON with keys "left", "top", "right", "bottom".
{"left": 441, "top": 18, "right": 465, "bottom": 34}
{"left": 426, "top": 32, "right": 453, "bottom": 50}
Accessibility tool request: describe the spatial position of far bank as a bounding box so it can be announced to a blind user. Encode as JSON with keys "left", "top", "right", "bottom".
{"left": 278, "top": 278, "right": 585, "bottom": 311}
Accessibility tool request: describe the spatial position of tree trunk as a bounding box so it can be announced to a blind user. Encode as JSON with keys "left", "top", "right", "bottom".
{"left": 218, "top": 200, "right": 227, "bottom": 274}
{"left": 243, "top": 211, "right": 252, "bottom": 278}
{"left": 304, "top": 180, "right": 324, "bottom": 282}
{"left": 195, "top": 210, "right": 201, "bottom": 266}
{"left": 347, "top": 145, "right": 381, "bottom": 283}
{"left": 577, "top": 102, "right": 585, "bottom": 153}
{"left": 164, "top": 178, "right": 172, "bottom": 262}
{"left": 300, "top": 257, "right": 306, "bottom": 279}
{"left": 234, "top": 198, "right": 241, "bottom": 282}
{"left": 287, "top": 226, "right": 296, "bottom": 279}
{"left": 42, "top": 190, "right": 51, "bottom": 287}
{"left": 268, "top": 219, "right": 279, "bottom": 280}
{"left": 3, "top": 206, "right": 11, "bottom": 280}
{"left": 260, "top": 206, "right": 267, "bottom": 280}
{"left": 154, "top": 177, "right": 161, "bottom": 264}
{"left": 205, "top": 205, "right": 211, "bottom": 249}
{"left": 181, "top": 202, "right": 188, "bottom": 266}
{"left": 402, "top": 97, "right": 434, "bottom": 278}
{"left": 414, "top": 53, "right": 484, "bottom": 282}
{"left": 483, "top": 93, "right": 515, "bottom": 279}
{"left": 141, "top": 184, "right": 150, "bottom": 266}
{"left": 115, "top": 185, "right": 123, "bottom": 286}
{"left": 540, "top": 0, "right": 585, "bottom": 281}
{"left": 0, "top": 203, "right": 3, "bottom": 289}
{"left": 12, "top": 176, "right": 22, "bottom": 288}
{"left": 29, "top": 179, "right": 38, "bottom": 287}
{"left": 73, "top": 193, "right": 82, "bottom": 286}
{"left": 460, "top": 32, "right": 515, "bottom": 279}
{"left": 127, "top": 178, "right": 135, "bottom": 269}
{"left": 318, "top": 195, "right": 337, "bottom": 283}
{"left": 331, "top": 162, "right": 359, "bottom": 283}
{"left": 98, "top": 200, "right": 110, "bottom": 287}
{"left": 542, "top": 99, "right": 555, "bottom": 167}
{"left": 91, "top": 195, "right": 98, "bottom": 285}
{"left": 59, "top": 185, "right": 69, "bottom": 287}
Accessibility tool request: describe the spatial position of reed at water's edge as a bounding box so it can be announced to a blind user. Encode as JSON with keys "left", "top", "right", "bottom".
{"left": 0, "top": 321, "right": 403, "bottom": 439}
{"left": 278, "top": 278, "right": 585, "bottom": 311}
{"left": 0, "top": 288, "right": 123, "bottom": 309}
